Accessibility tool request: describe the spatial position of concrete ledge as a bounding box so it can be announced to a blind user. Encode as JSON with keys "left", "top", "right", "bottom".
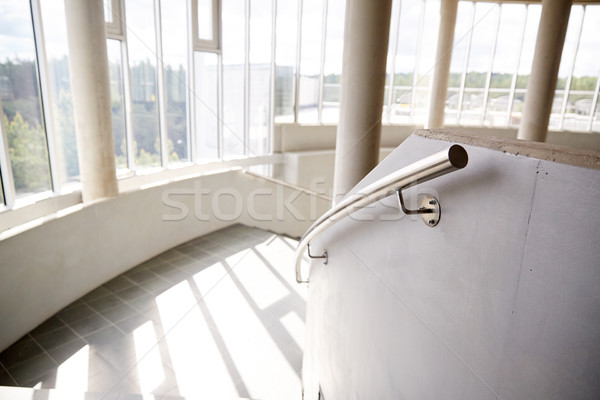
{"left": 416, "top": 128, "right": 600, "bottom": 170}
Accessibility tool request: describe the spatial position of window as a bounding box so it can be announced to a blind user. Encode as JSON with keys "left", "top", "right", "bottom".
{"left": 0, "top": 0, "right": 52, "bottom": 199}
{"left": 321, "top": 0, "right": 346, "bottom": 124}
{"left": 161, "top": 0, "right": 191, "bottom": 164}
{"left": 274, "top": 0, "right": 298, "bottom": 123}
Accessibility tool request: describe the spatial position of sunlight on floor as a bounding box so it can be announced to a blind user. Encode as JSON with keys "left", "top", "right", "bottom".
{"left": 133, "top": 321, "right": 164, "bottom": 393}
{"left": 55, "top": 344, "right": 89, "bottom": 392}
{"left": 0, "top": 225, "right": 307, "bottom": 399}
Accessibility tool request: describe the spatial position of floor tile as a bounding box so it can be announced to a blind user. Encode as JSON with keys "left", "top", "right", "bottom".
{"left": 33, "top": 326, "right": 79, "bottom": 351}
{"left": 85, "top": 294, "right": 124, "bottom": 314}
{"left": 0, "top": 225, "right": 305, "bottom": 400}
{"left": 125, "top": 293, "right": 158, "bottom": 314}
{"left": 126, "top": 269, "right": 159, "bottom": 285}
{"left": 46, "top": 338, "right": 87, "bottom": 365}
{"left": 114, "top": 285, "right": 150, "bottom": 302}
{"left": 29, "top": 317, "right": 66, "bottom": 339}
{"left": 80, "top": 286, "right": 112, "bottom": 303}
{"left": 56, "top": 302, "right": 95, "bottom": 325}
{"left": 100, "top": 303, "right": 140, "bottom": 324}
{"left": 103, "top": 276, "right": 136, "bottom": 293}
{"left": 0, "top": 337, "right": 44, "bottom": 369}
{"left": 84, "top": 326, "right": 125, "bottom": 347}
{"left": 7, "top": 353, "right": 56, "bottom": 386}
{"left": 69, "top": 314, "right": 112, "bottom": 337}
{"left": 0, "top": 365, "right": 17, "bottom": 386}
{"left": 115, "top": 313, "right": 152, "bottom": 334}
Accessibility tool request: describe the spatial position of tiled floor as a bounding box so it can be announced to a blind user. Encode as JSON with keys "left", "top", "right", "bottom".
{"left": 0, "top": 225, "right": 306, "bottom": 399}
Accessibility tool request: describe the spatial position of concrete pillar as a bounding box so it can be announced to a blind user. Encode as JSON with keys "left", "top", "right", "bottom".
{"left": 333, "top": 0, "right": 393, "bottom": 201}
{"left": 426, "top": 0, "right": 458, "bottom": 129}
{"left": 64, "top": 0, "right": 118, "bottom": 201}
{"left": 517, "top": 0, "right": 572, "bottom": 142}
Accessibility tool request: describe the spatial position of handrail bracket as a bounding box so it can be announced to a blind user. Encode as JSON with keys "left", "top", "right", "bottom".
{"left": 397, "top": 189, "right": 441, "bottom": 227}
{"left": 307, "top": 244, "right": 328, "bottom": 265}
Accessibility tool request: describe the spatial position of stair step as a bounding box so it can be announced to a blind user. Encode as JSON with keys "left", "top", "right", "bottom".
{"left": 0, "top": 386, "right": 255, "bottom": 400}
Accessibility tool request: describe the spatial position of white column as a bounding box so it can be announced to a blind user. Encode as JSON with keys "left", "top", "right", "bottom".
{"left": 517, "top": 0, "right": 572, "bottom": 142}
{"left": 64, "top": 0, "right": 118, "bottom": 201}
{"left": 333, "top": 0, "right": 393, "bottom": 201}
{"left": 426, "top": 0, "right": 458, "bottom": 129}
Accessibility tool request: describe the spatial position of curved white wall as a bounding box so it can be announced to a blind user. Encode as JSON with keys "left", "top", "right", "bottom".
{"left": 302, "top": 131, "right": 600, "bottom": 399}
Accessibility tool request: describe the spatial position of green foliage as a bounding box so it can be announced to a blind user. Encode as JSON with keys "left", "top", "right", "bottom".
{"left": 4, "top": 112, "right": 51, "bottom": 194}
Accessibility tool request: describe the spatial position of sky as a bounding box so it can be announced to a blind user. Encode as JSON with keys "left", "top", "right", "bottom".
{"left": 0, "top": 0, "right": 598, "bottom": 80}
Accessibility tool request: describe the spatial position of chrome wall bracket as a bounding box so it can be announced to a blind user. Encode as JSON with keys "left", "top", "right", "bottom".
{"left": 307, "top": 244, "right": 328, "bottom": 265}
{"left": 397, "top": 189, "right": 440, "bottom": 227}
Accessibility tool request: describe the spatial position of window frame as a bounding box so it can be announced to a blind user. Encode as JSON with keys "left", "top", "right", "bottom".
{"left": 192, "top": 0, "right": 221, "bottom": 51}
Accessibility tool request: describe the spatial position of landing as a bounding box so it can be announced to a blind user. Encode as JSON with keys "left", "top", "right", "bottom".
{"left": 0, "top": 225, "right": 305, "bottom": 399}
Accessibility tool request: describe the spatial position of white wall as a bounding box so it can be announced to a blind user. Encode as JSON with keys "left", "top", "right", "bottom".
{"left": 301, "top": 131, "right": 600, "bottom": 399}
{"left": 0, "top": 170, "right": 330, "bottom": 352}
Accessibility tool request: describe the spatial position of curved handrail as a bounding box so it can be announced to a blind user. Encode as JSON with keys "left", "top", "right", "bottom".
{"left": 295, "top": 145, "right": 469, "bottom": 283}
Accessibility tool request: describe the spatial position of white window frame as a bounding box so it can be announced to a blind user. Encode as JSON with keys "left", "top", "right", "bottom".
{"left": 105, "top": 0, "right": 126, "bottom": 39}
{"left": 192, "top": 0, "right": 221, "bottom": 51}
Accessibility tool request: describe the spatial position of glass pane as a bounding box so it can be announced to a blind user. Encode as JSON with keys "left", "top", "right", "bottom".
{"left": 194, "top": 52, "right": 219, "bottom": 160}
{"left": 383, "top": 0, "right": 401, "bottom": 121}
{"left": 510, "top": 4, "right": 541, "bottom": 127}
{"left": 592, "top": 100, "right": 600, "bottom": 132}
{"left": 198, "top": 0, "right": 213, "bottom": 41}
{"left": 249, "top": 0, "right": 272, "bottom": 155}
{"left": 222, "top": 0, "right": 246, "bottom": 157}
{"left": 107, "top": 39, "right": 128, "bottom": 170}
{"left": 40, "top": 0, "right": 81, "bottom": 185}
{"left": 125, "top": 0, "right": 161, "bottom": 169}
{"left": 445, "top": 1, "right": 474, "bottom": 125}
{"left": 485, "top": 4, "right": 526, "bottom": 126}
{"left": 0, "top": 0, "right": 52, "bottom": 198}
{"left": 550, "top": 5, "right": 584, "bottom": 129}
{"left": 321, "top": 0, "right": 345, "bottom": 124}
{"left": 460, "top": 2, "right": 499, "bottom": 126}
{"left": 162, "top": 0, "right": 189, "bottom": 163}
{"left": 390, "top": 0, "right": 421, "bottom": 124}
{"left": 274, "top": 0, "right": 298, "bottom": 123}
{"left": 297, "top": 0, "right": 324, "bottom": 123}
{"left": 104, "top": 0, "right": 114, "bottom": 23}
{"left": 563, "top": 6, "right": 599, "bottom": 132}
{"left": 412, "top": 0, "right": 440, "bottom": 124}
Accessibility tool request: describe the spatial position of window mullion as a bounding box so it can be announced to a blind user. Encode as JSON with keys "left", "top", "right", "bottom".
{"left": 244, "top": 0, "right": 250, "bottom": 155}
{"left": 587, "top": 69, "right": 600, "bottom": 132}
{"left": 154, "top": 0, "right": 169, "bottom": 167}
{"left": 294, "top": 0, "right": 303, "bottom": 123}
{"left": 507, "top": 4, "right": 528, "bottom": 128}
{"left": 268, "top": 0, "right": 277, "bottom": 153}
{"left": 457, "top": 2, "right": 475, "bottom": 124}
{"left": 559, "top": 6, "right": 585, "bottom": 131}
{"left": 121, "top": 38, "right": 136, "bottom": 172}
{"left": 386, "top": 0, "right": 402, "bottom": 125}
{"left": 0, "top": 98, "right": 16, "bottom": 207}
{"left": 317, "top": 0, "right": 328, "bottom": 124}
{"left": 30, "top": 0, "right": 61, "bottom": 194}
{"left": 410, "top": 0, "right": 426, "bottom": 123}
{"left": 186, "top": 0, "right": 196, "bottom": 162}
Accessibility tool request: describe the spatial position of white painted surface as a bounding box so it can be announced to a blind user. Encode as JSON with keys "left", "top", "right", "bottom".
{"left": 302, "top": 134, "right": 600, "bottom": 399}
{"left": 0, "top": 170, "right": 329, "bottom": 352}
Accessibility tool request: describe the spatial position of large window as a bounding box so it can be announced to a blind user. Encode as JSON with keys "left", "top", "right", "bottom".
{"left": 445, "top": 1, "right": 598, "bottom": 132}
{"left": 0, "top": 0, "right": 80, "bottom": 206}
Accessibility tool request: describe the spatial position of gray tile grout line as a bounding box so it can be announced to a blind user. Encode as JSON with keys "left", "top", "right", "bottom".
{"left": 98, "top": 245, "right": 259, "bottom": 400}
{"left": 26, "top": 333, "right": 60, "bottom": 368}
{"left": 0, "top": 226, "right": 270, "bottom": 392}
{"left": 0, "top": 359, "right": 19, "bottom": 386}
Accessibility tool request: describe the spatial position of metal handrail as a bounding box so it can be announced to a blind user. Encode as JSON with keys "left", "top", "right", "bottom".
{"left": 295, "top": 145, "right": 469, "bottom": 283}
